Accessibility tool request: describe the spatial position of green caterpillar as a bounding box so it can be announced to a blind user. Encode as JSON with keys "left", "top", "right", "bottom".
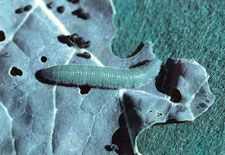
{"left": 37, "top": 58, "right": 161, "bottom": 89}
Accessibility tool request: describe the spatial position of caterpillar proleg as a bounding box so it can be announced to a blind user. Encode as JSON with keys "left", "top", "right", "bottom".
{"left": 37, "top": 58, "right": 161, "bottom": 89}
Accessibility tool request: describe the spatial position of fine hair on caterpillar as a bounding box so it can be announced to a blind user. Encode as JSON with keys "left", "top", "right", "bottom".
{"left": 35, "top": 58, "right": 161, "bottom": 89}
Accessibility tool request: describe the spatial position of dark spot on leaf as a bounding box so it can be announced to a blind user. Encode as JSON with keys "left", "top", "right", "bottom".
{"left": 129, "top": 60, "right": 150, "bottom": 69}
{"left": 127, "top": 42, "right": 144, "bottom": 58}
{"left": 170, "top": 88, "right": 182, "bottom": 103}
{"left": 47, "top": 2, "right": 54, "bottom": 9}
{"left": 57, "top": 6, "right": 65, "bottom": 13}
{"left": 105, "top": 145, "right": 112, "bottom": 151}
{"left": 149, "top": 110, "right": 152, "bottom": 113}
{"left": 41, "top": 56, "right": 47, "bottom": 63}
{"left": 157, "top": 112, "right": 163, "bottom": 117}
{"left": 78, "top": 40, "right": 91, "bottom": 48}
{"left": 57, "top": 33, "right": 90, "bottom": 48}
{"left": 67, "top": 0, "right": 80, "bottom": 4}
{"left": 66, "top": 39, "right": 74, "bottom": 47}
{"left": 0, "top": 30, "right": 6, "bottom": 42}
{"left": 15, "top": 7, "right": 24, "bottom": 14}
{"left": 72, "top": 8, "right": 91, "bottom": 20}
{"left": 75, "top": 37, "right": 90, "bottom": 48}
{"left": 199, "top": 103, "right": 207, "bottom": 108}
{"left": 79, "top": 85, "right": 91, "bottom": 94}
{"left": 76, "top": 52, "right": 91, "bottom": 59}
{"left": 58, "top": 34, "right": 75, "bottom": 46}
{"left": 69, "top": 33, "right": 79, "bottom": 42}
{"left": 57, "top": 35, "right": 69, "bottom": 44}
{"left": 105, "top": 144, "right": 119, "bottom": 152}
{"left": 10, "top": 67, "right": 23, "bottom": 76}
{"left": 24, "top": 5, "right": 32, "bottom": 12}
{"left": 75, "top": 37, "right": 84, "bottom": 46}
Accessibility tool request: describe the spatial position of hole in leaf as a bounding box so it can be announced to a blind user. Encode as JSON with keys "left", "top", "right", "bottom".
{"left": 170, "top": 88, "right": 182, "bottom": 103}
{"left": 0, "top": 30, "right": 6, "bottom": 42}
{"left": 57, "top": 33, "right": 90, "bottom": 48}
{"left": 41, "top": 56, "right": 47, "bottom": 63}
{"left": 79, "top": 85, "right": 91, "bottom": 94}
{"left": 206, "top": 99, "right": 210, "bottom": 103}
{"left": 155, "top": 59, "right": 182, "bottom": 99}
{"left": 129, "top": 60, "right": 150, "bottom": 69}
{"left": 47, "top": 2, "right": 54, "bottom": 9}
{"left": 57, "top": 34, "right": 70, "bottom": 44}
{"left": 127, "top": 42, "right": 144, "bottom": 58}
{"left": 10, "top": 67, "right": 23, "bottom": 76}
{"left": 111, "top": 114, "right": 134, "bottom": 154}
{"left": 157, "top": 112, "right": 163, "bottom": 117}
{"left": 77, "top": 40, "right": 91, "bottom": 48}
{"left": 57, "top": 6, "right": 65, "bottom": 13}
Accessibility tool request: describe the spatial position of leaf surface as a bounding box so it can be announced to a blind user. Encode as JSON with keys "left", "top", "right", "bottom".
{"left": 0, "top": 0, "right": 215, "bottom": 155}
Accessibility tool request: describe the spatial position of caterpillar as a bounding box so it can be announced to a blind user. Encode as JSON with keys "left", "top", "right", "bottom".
{"left": 37, "top": 58, "right": 161, "bottom": 89}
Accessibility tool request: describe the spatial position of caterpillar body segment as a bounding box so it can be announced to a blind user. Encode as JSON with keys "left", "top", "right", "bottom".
{"left": 39, "top": 58, "right": 161, "bottom": 88}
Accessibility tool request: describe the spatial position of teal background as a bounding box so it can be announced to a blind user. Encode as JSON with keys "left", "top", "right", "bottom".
{"left": 112, "top": 0, "right": 224, "bottom": 154}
